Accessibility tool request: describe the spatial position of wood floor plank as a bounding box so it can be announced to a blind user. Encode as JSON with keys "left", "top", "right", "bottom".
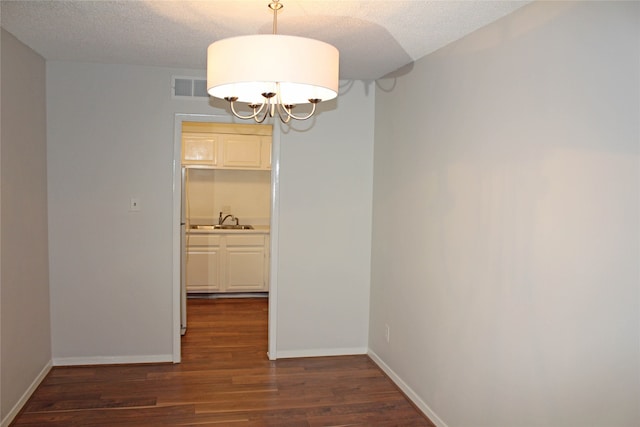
{"left": 10, "top": 298, "right": 433, "bottom": 426}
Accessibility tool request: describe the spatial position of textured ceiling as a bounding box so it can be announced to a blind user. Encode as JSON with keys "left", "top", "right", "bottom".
{"left": 0, "top": 0, "right": 532, "bottom": 80}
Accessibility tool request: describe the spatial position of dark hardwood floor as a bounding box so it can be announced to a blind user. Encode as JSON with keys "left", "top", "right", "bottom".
{"left": 11, "top": 298, "right": 434, "bottom": 426}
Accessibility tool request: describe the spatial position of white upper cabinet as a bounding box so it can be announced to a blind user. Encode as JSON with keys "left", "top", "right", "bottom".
{"left": 261, "top": 137, "right": 272, "bottom": 170}
{"left": 221, "top": 134, "right": 263, "bottom": 169}
{"left": 182, "top": 133, "right": 219, "bottom": 166}
{"left": 182, "top": 122, "right": 272, "bottom": 170}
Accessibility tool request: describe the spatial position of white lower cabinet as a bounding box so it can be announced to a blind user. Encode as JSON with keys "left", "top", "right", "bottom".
{"left": 185, "top": 235, "right": 221, "bottom": 292}
{"left": 186, "top": 233, "right": 269, "bottom": 293}
{"left": 225, "top": 235, "right": 269, "bottom": 291}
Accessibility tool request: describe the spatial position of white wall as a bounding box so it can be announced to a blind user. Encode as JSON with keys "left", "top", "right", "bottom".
{"left": 186, "top": 169, "right": 271, "bottom": 226}
{"left": 0, "top": 29, "right": 51, "bottom": 424}
{"left": 47, "top": 60, "right": 375, "bottom": 362}
{"left": 46, "top": 63, "right": 220, "bottom": 363}
{"left": 370, "top": 2, "right": 639, "bottom": 426}
{"left": 275, "top": 81, "right": 375, "bottom": 357}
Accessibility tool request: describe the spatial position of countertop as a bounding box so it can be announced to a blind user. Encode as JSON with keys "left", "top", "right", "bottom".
{"left": 187, "top": 225, "right": 270, "bottom": 235}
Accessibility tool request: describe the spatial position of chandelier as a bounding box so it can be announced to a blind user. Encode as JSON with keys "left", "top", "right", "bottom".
{"left": 206, "top": 0, "right": 339, "bottom": 123}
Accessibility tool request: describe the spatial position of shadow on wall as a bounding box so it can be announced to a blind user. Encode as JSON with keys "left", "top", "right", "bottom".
{"left": 273, "top": 14, "right": 414, "bottom": 81}
{"left": 375, "top": 2, "right": 581, "bottom": 94}
{"left": 279, "top": 13, "right": 417, "bottom": 106}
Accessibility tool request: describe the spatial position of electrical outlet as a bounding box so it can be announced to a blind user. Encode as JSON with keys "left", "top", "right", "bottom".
{"left": 385, "top": 324, "right": 390, "bottom": 343}
{"left": 222, "top": 205, "right": 231, "bottom": 214}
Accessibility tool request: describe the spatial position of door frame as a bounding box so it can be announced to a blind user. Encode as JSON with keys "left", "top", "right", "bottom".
{"left": 172, "top": 113, "right": 281, "bottom": 362}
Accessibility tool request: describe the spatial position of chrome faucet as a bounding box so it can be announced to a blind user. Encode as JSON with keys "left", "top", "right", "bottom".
{"left": 218, "top": 212, "right": 235, "bottom": 225}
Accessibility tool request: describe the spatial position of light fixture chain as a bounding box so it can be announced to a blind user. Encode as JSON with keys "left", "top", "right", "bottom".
{"left": 269, "top": 0, "right": 282, "bottom": 35}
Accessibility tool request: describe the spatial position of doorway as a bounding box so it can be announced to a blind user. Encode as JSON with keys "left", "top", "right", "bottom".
{"left": 172, "top": 114, "right": 280, "bottom": 362}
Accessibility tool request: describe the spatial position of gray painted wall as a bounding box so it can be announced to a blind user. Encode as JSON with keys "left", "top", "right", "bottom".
{"left": 46, "top": 62, "right": 217, "bottom": 363}
{"left": 276, "top": 81, "right": 374, "bottom": 357}
{"left": 1, "top": 29, "right": 51, "bottom": 423}
{"left": 370, "top": 2, "right": 639, "bottom": 426}
{"left": 45, "top": 61, "right": 374, "bottom": 362}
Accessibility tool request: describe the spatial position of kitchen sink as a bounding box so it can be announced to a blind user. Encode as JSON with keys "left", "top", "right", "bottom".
{"left": 190, "top": 224, "right": 254, "bottom": 230}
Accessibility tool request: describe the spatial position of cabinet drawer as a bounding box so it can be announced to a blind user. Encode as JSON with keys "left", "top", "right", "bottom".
{"left": 226, "top": 235, "right": 265, "bottom": 247}
{"left": 187, "top": 234, "right": 221, "bottom": 247}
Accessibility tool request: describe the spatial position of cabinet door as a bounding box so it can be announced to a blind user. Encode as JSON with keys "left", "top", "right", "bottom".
{"left": 186, "top": 249, "right": 220, "bottom": 292}
{"left": 225, "top": 246, "right": 265, "bottom": 291}
{"left": 261, "top": 137, "right": 272, "bottom": 170}
{"left": 182, "top": 133, "right": 219, "bottom": 166}
{"left": 221, "top": 134, "right": 262, "bottom": 169}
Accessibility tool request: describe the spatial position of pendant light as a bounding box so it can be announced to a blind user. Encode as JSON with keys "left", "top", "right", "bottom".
{"left": 206, "top": 0, "right": 340, "bottom": 123}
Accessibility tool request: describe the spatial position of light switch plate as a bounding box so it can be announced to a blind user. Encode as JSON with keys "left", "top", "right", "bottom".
{"left": 129, "top": 197, "right": 141, "bottom": 211}
{"left": 222, "top": 205, "right": 231, "bottom": 214}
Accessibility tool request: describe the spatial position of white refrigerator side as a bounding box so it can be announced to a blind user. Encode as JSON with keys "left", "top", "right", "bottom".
{"left": 180, "top": 167, "right": 187, "bottom": 335}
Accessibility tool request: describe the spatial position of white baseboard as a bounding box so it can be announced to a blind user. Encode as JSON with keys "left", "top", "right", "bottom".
{"left": 1, "top": 360, "right": 52, "bottom": 427}
{"left": 368, "top": 349, "right": 448, "bottom": 427}
{"left": 274, "top": 346, "right": 367, "bottom": 359}
{"left": 52, "top": 354, "right": 173, "bottom": 366}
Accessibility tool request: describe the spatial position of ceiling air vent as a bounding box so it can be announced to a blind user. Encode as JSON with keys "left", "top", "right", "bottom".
{"left": 172, "top": 76, "right": 209, "bottom": 99}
